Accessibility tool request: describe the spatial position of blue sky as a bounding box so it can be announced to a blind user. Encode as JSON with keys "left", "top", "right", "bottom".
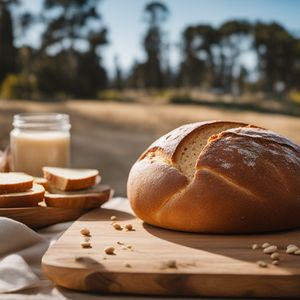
{"left": 18, "top": 0, "right": 300, "bottom": 76}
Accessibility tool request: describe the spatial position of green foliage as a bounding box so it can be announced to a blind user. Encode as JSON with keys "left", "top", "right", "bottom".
{"left": 129, "top": 1, "right": 169, "bottom": 89}
{"left": 0, "top": 73, "right": 37, "bottom": 99}
{"left": 288, "top": 90, "right": 300, "bottom": 104}
{"left": 99, "top": 89, "right": 122, "bottom": 101}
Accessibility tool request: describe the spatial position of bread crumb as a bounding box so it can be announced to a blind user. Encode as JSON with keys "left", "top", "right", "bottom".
{"left": 110, "top": 216, "right": 117, "bottom": 221}
{"left": 80, "top": 227, "right": 90, "bottom": 236}
{"left": 81, "top": 241, "right": 91, "bottom": 248}
{"left": 263, "top": 245, "right": 278, "bottom": 254}
{"left": 104, "top": 246, "right": 115, "bottom": 255}
{"left": 257, "top": 260, "right": 268, "bottom": 268}
{"left": 125, "top": 224, "right": 134, "bottom": 231}
{"left": 117, "top": 241, "right": 124, "bottom": 245}
{"left": 252, "top": 244, "right": 259, "bottom": 250}
{"left": 125, "top": 263, "right": 132, "bottom": 268}
{"left": 270, "top": 252, "right": 279, "bottom": 260}
{"left": 286, "top": 245, "right": 299, "bottom": 254}
{"left": 262, "top": 243, "right": 271, "bottom": 249}
{"left": 113, "top": 223, "right": 122, "bottom": 230}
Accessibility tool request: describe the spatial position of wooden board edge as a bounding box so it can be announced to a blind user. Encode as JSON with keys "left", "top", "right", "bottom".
{"left": 42, "top": 260, "right": 300, "bottom": 297}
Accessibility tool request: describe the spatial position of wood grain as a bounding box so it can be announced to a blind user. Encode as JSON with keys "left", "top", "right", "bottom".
{"left": 42, "top": 208, "right": 300, "bottom": 297}
{"left": 0, "top": 206, "right": 89, "bottom": 229}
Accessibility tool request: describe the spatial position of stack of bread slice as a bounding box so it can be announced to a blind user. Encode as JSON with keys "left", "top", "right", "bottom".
{"left": 0, "top": 173, "right": 45, "bottom": 208}
{"left": 43, "top": 167, "right": 113, "bottom": 209}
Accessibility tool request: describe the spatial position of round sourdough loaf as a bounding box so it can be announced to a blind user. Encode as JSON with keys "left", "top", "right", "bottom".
{"left": 127, "top": 121, "right": 300, "bottom": 233}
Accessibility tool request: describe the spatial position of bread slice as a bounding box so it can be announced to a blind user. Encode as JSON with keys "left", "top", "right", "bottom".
{"left": 33, "top": 177, "right": 49, "bottom": 190}
{"left": 43, "top": 167, "right": 100, "bottom": 191}
{"left": 0, "top": 184, "right": 45, "bottom": 208}
{"left": 0, "top": 172, "right": 33, "bottom": 194}
{"left": 44, "top": 185, "right": 112, "bottom": 209}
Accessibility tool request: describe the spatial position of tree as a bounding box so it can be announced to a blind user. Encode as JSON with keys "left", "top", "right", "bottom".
{"left": 142, "top": 1, "right": 169, "bottom": 89}
{"left": 113, "top": 55, "right": 123, "bottom": 91}
{"left": 38, "top": 0, "right": 108, "bottom": 97}
{"left": 218, "top": 20, "right": 251, "bottom": 92}
{"left": 253, "top": 22, "right": 295, "bottom": 93}
{"left": 178, "top": 25, "right": 218, "bottom": 88}
{"left": 178, "top": 20, "right": 252, "bottom": 92}
{"left": 0, "top": 0, "right": 17, "bottom": 83}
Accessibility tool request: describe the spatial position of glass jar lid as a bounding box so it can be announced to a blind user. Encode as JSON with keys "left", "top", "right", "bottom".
{"left": 13, "top": 113, "right": 71, "bottom": 131}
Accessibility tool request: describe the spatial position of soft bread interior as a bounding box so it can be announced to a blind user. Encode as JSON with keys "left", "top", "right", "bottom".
{"left": 43, "top": 167, "right": 98, "bottom": 179}
{"left": 175, "top": 123, "right": 243, "bottom": 181}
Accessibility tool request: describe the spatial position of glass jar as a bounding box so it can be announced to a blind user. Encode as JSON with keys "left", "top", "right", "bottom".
{"left": 10, "top": 113, "right": 71, "bottom": 177}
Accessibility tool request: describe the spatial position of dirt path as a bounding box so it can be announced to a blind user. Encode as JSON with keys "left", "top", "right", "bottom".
{"left": 1, "top": 100, "right": 299, "bottom": 196}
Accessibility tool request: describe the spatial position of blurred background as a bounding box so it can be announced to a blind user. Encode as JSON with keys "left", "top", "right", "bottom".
{"left": 0, "top": 0, "right": 300, "bottom": 196}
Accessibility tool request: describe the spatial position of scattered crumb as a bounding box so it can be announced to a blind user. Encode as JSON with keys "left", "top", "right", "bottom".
{"left": 80, "top": 227, "right": 91, "bottom": 236}
{"left": 287, "top": 244, "right": 297, "bottom": 249}
{"left": 113, "top": 223, "right": 122, "bottom": 230}
{"left": 252, "top": 244, "right": 259, "bottom": 250}
{"left": 104, "top": 246, "right": 115, "bottom": 255}
{"left": 125, "top": 263, "right": 132, "bottom": 268}
{"left": 263, "top": 245, "right": 278, "bottom": 254}
{"left": 286, "top": 245, "right": 299, "bottom": 254}
{"left": 262, "top": 243, "right": 271, "bottom": 249}
{"left": 270, "top": 252, "right": 280, "bottom": 260}
{"left": 80, "top": 241, "right": 91, "bottom": 248}
{"left": 125, "top": 224, "right": 134, "bottom": 231}
{"left": 257, "top": 260, "right": 268, "bottom": 268}
{"left": 272, "top": 260, "right": 279, "bottom": 266}
{"left": 117, "top": 241, "right": 124, "bottom": 245}
{"left": 110, "top": 216, "right": 117, "bottom": 221}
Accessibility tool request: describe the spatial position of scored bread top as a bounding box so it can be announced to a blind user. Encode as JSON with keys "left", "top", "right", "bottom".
{"left": 43, "top": 167, "right": 100, "bottom": 191}
{"left": 140, "top": 121, "right": 248, "bottom": 181}
{"left": 0, "top": 172, "right": 33, "bottom": 194}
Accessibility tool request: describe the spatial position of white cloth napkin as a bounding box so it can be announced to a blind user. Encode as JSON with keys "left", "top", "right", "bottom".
{"left": 0, "top": 217, "right": 67, "bottom": 293}
{"left": 0, "top": 197, "right": 128, "bottom": 294}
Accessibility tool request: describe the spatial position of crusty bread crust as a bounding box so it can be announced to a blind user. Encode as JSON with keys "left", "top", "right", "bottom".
{"left": 0, "top": 184, "right": 44, "bottom": 208}
{"left": 127, "top": 121, "right": 300, "bottom": 233}
{"left": 43, "top": 167, "right": 99, "bottom": 191}
{"left": 0, "top": 172, "right": 33, "bottom": 194}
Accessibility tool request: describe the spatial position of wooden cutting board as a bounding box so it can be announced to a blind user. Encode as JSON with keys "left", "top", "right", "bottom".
{"left": 42, "top": 207, "right": 300, "bottom": 298}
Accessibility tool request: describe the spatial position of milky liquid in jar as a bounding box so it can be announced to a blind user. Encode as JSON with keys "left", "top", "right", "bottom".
{"left": 10, "top": 113, "right": 71, "bottom": 177}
